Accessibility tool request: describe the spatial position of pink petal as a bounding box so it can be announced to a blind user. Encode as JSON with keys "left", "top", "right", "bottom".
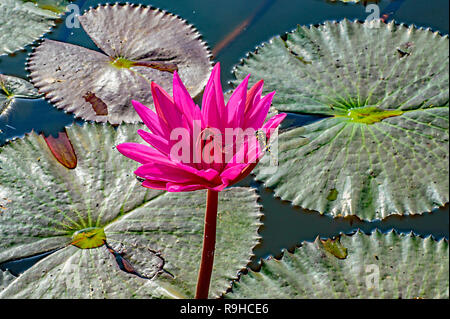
{"left": 225, "top": 135, "right": 264, "bottom": 167}
{"left": 151, "top": 82, "right": 184, "bottom": 130}
{"left": 166, "top": 183, "right": 206, "bottom": 192}
{"left": 195, "top": 168, "right": 221, "bottom": 182}
{"left": 116, "top": 142, "right": 170, "bottom": 165}
{"left": 173, "top": 71, "right": 203, "bottom": 129}
{"left": 135, "top": 163, "right": 198, "bottom": 184}
{"left": 211, "top": 183, "right": 229, "bottom": 192}
{"left": 245, "top": 79, "right": 264, "bottom": 114}
{"left": 202, "top": 63, "right": 226, "bottom": 131}
{"left": 220, "top": 163, "right": 248, "bottom": 184}
{"left": 244, "top": 91, "right": 276, "bottom": 130}
{"left": 132, "top": 100, "right": 169, "bottom": 137}
{"left": 220, "top": 162, "right": 258, "bottom": 187}
{"left": 135, "top": 161, "right": 220, "bottom": 187}
{"left": 262, "top": 113, "right": 287, "bottom": 139}
{"left": 226, "top": 74, "right": 249, "bottom": 128}
{"left": 138, "top": 129, "right": 171, "bottom": 155}
{"left": 142, "top": 180, "right": 168, "bottom": 190}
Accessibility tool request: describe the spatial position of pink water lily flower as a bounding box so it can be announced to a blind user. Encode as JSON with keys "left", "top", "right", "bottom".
{"left": 117, "top": 63, "right": 286, "bottom": 299}
{"left": 117, "top": 63, "right": 286, "bottom": 192}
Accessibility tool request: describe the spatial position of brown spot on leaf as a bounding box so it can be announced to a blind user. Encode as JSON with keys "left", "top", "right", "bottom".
{"left": 319, "top": 237, "right": 348, "bottom": 259}
{"left": 83, "top": 91, "right": 108, "bottom": 116}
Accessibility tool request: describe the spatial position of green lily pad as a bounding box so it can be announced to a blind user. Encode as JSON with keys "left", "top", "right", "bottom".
{"left": 23, "top": 0, "right": 70, "bottom": 13}
{"left": 234, "top": 20, "right": 449, "bottom": 220}
{"left": 1, "top": 74, "right": 41, "bottom": 116}
{"left": 0, "top": 0, "right": 69, "bottom": 56}
{"left": 0, "top": 123, "right": 262, "bottom": 298}
{"left": 28, "top": 3, "right": 212, "bottom": 125}
{"left": 226, "top": 230, "right": 449, "bottom": 299}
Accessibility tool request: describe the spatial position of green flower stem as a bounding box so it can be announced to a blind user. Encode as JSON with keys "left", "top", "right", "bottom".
{"left": 195, "top": 189, "right": 219, "bottom": 299}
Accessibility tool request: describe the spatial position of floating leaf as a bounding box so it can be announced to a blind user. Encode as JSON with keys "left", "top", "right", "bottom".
{"left": 0, "top": 0, "right": 69, "bottom": 56}
{"left": 28, "top": 4, "right": 212, "bottom": 125}
{"left": 0, "top": 123, "right": 261, "bottom": 298}
{"left": 0, "top": 74, "right": 41, "bottom": 116}
{"left": 234, "top": 20, "right": 449, "bottom": 220}
{"left": 226, "top": 230, "right": 449, "bottom": 299}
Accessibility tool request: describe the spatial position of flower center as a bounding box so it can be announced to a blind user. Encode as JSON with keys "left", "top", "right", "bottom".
{"left": 109, "top": 58, "right": 178, "bottom": 73}
{"left": 339, "top": 106, "right": 404, "bottom": 124}
{"left": 71, "top": 227, "right": 106, "bottom": 249}
{"left": 110, "top": 57, "right": 135, "bottom": 69}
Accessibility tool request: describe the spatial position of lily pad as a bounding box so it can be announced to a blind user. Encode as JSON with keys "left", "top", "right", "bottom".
{"left": 226, "top": 230, "right": 449, "bottom": 299}
{"left": 0, "top": 123, "right": 262, "bottom": 298}
{"left": 0, "top": 0, "right": 69, "bottom": 56}
{"left": 28, "top": 3, "right": 212, "bottom": 125}
{"left": 1, "top": 74, "right": 41, "bottom": 116}
{"left": 234, "top": 20, "right": 449, "bottom": 220}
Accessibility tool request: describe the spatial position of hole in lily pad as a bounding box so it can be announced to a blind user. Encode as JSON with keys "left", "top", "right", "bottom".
{"left": 105, "top": 242, "right": 174, "bottom": 280}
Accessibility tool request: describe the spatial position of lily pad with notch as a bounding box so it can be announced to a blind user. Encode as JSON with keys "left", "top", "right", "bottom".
{"left": 0, "top": 74, "right": 42, "bottom": 116}
{"left": 0, "top": 123, "right": 262, "bottom": 298}
{"left": 28, "top": 3, "right": 212, "bottom": 125}
{"left": 0, "top": 0, "right": 70, "bottom": 56}
{"left": 233, "top": 20, "right": 449, "bottom": 220}
{"left": 225, "top": 230, "right": 449, "bottom": 299}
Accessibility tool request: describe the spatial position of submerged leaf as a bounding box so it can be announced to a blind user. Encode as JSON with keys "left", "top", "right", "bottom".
{"left": 28, "top": 4, "right": 212, "bottom": 125}
{"left": 226, "top": 231, "right": 449, "bottom": 299}
{"left": 43, "top": 129, "right": 77, "bottom": 169}
{"left": 0, "top": 123, "right": 261, "bottom": 298}
{"left": 0, "top": 74, "right": 41, "bottom": 116}
{"left": 0, "top": 0, "right": 69, "bottom": 56}
{"left": 234, "top": 20, "right": 449, "bottom": 220}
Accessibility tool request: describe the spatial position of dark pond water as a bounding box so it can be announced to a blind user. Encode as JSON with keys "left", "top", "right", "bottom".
{"left": 0, "top": 0, "right": 448, "bottom": 275}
